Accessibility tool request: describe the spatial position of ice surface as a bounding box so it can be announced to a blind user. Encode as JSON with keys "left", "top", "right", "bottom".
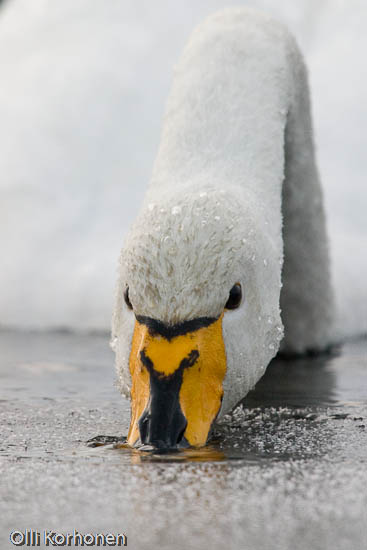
{"left": 0, "top": 0, "right": 366, "bottom": 337}
{"left": 1, "top": 331, "right": 366, "bottom": 550}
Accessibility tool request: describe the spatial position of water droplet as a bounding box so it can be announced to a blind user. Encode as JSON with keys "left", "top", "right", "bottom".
{"left": 201, "top": 220, "right": 207, "bottom": 227}
{"left": 263, "top": 259, "right": 268, "bottom": 266}
{"left": 171, "top": 205, "right": 181, "bottom": 215}
{"left": 241, "top": 238, "right": 247, "bottom": 244}
{"left": 148, "top": 203, "right": 155, "bottom": 211}
{"left": 214, "top": 215, "right": 220, "bottom": 221}
{"left": 251, "top": 254, "right": 256, "bottom": 262}
{"left": 110, "top": 336, "right": 117, "bottom": 350}
{"left": 269, "top": 343, "right": 276, "bottom": 351}
{"left": 199, "top": 191, "right": 207, "bottom": 198}
{"left": 168, "top": 246, "right": 178, "bottom": 256}
{"left": 267, "top": 317, "right": 273, "bottom": 324}
{"left": 160, "top": 208, "right": 166, "bottom": 214}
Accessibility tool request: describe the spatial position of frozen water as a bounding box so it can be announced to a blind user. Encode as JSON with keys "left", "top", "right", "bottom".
{"left": 0, "top": 330, "right": 366, "bottom": 550}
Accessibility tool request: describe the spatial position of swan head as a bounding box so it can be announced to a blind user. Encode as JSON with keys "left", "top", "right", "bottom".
{"left": 112, "top": 186, "right": 283, "bottom": 448}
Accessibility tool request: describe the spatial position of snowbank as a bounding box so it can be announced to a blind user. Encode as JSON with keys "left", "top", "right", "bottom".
{"left": 0, "top": 0, "right": 365, "bottom": 338}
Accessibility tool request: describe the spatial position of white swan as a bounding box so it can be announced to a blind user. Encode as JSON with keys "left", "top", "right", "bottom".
{"left": 111, "top": 8, "right": 334, "bottom": 449}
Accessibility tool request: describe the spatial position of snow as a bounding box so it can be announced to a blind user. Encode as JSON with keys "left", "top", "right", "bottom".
{"left": 0, "top": 0, "right": 366, "bottom": 338}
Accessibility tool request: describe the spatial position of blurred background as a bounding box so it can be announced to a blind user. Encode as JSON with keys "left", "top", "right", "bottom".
{"left": 0, "top": 0, "right": 366, "bottom": 337}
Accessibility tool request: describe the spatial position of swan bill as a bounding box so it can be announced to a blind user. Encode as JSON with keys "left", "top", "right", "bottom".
{"left": 127, "top": 314, "right": 226, "bottom": 448}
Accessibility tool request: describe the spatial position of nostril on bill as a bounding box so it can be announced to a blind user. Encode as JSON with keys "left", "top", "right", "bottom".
{"left": 138, "top": 401, "right": 187, "bottom": 449}
{"left": 136, "top": 348, "right": 198, "bottom": 449}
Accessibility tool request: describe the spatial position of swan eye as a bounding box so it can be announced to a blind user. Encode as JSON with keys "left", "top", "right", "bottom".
{"left": 225, "top": 283, "right": 242, "bottom": 310}
{"left": 124, "top": 286, "right": 133, "bottom": 310}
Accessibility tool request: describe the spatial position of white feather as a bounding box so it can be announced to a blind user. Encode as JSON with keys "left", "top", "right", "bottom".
{"left": 112, "top": 8, "right": 334, "bottom": 415}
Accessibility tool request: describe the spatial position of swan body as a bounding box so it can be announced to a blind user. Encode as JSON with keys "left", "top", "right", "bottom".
{"left": 112, "top": 8, "right": 333, "bottom": 447}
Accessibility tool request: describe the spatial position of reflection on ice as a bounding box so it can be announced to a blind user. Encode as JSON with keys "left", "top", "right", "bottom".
{"left": 80, "top": 340, "right": 367, "bottom": 464}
